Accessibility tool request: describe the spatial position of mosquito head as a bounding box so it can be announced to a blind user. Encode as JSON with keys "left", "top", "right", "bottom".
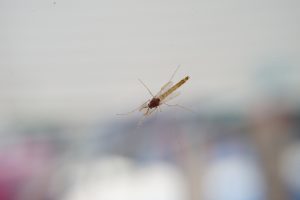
{"left": 148, "top": 98, "right": 160, "bottom": 109}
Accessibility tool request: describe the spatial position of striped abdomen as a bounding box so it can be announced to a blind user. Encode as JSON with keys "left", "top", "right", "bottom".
{"left": 159, "top": 76, "right": 189, "bottom": 101}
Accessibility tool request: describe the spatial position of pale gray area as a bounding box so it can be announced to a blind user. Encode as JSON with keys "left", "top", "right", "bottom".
{"left": 1, "top": 0, "right": 300, "bottom": 123}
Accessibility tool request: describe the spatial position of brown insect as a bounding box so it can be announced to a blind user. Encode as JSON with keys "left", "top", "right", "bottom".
{"left": 118, "top": 66, "right": 192, "bottom": 123}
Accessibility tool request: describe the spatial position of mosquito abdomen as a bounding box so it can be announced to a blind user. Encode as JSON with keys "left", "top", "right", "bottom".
{"left": 159, "top": 76, "right": 189, "bottom": 100}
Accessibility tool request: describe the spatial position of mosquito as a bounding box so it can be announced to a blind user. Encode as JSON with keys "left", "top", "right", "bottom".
{"left": 118, "top": 66, "right": 192, "bottom": 124}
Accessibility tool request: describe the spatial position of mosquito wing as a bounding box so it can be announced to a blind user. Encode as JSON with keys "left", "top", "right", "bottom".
{"left": 155, "top": 81, "right": 174, "bottom": 98}
{"left": 161, "top": 91, "right": 181, "bottom": 104}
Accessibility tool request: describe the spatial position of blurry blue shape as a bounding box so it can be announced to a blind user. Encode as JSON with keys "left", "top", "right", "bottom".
{"left": 280, "top": 142, "right": 300, "bottom": 200}
{"left": 202, "top": 156, "right": 266, "bottom": 200}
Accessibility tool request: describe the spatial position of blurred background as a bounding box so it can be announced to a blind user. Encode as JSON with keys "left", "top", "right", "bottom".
{"left": 1, "top": 0, "right": 300, "bottom": 200}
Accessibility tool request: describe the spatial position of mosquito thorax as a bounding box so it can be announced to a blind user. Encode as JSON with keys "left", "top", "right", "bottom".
{"left": 148, "top": 98, "right": 160, "bottom": 108}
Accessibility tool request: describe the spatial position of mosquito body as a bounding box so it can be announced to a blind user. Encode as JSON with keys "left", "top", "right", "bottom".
{"left": 140, "top": 75, "right": 190, "bottom": 116}
{"left": 118, "top": 66, "right": 192, "bottom": 126}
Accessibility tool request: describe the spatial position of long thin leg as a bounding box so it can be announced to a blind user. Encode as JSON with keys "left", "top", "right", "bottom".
{"left": 146, "top": 108, "right": 157, "bottom": 116}
{"left": 159, "top": 106, "right": 162, "bottom": 112}
{"left": 138, "top": 79, "right": 154, "bottom": 97}
{"left": 155, "top": 107, "right": 159, "bottom": 116}
{"left": 136, "top": 108, "right": 156, "bottom": 129}
{"left": 142, "top": 107, "right": 149, "bottom": 116}
{"left": 164, "top": 103, "right": 196, "bottom": 113}
{"left": 154, "top": 65, "right": 180, "bottom": 98}
{"left": 117, "top": 100, "right": 149, "bottom": 115}
{"left": 117, "top": 107, "right": 140, "bottom": 115}
{"left": 169, "top": 65, "right": 180, "bottom": 82}
{"left": 136, "top": 115, "right": 146, "bottom": 128}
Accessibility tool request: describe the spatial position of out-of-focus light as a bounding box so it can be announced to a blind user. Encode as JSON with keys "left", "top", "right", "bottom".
{"left": 63, "top": 156, "right": 187, "bottom": 200}
{"left": 201, "top": 157, "right": 266, "bottom": 200}
{"left": 279, "top": 142, "right": 300, "bottom": 196}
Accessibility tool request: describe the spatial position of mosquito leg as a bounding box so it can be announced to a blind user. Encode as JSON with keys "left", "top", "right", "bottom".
{"left": 168, "top": 65, "right": 180, "bottom": 82}
{"left": 117, "top": 100, "right": 149, "bottom": 115}
{"left": 156, "top": 107, "right": 161, "bottom": 113}
{"left": 144, "top": 108, "right": 150, "bottom": 116}
{"left": 156, "top": 65, "right": 180, "bottom": 98}
{"left": 135, "top": 108, "right": 151, "bottom": 129}
{"left": 159, "top": 106, "right": 162, "bottom": 112}
{"left": 136, "top": 115, "right": 146, "bottom": 128}
{"left": 117, "top": 107, "right": 140, "bottom": 115}
{"left": 136, "top": 107, "right": 157, "bottom": 129}
{"left": 138, "top": 79, "right": 154, "bottom": 97}
{"left": 147, "top": 108, "right": 157, "bottom": 116}
{"left": 164, "top": 103, "right": 196, "bottom": 113}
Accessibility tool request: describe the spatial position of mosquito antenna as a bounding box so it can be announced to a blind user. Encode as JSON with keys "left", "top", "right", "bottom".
{"left": 138, "top": 78, "right": 154, "bottom": 97}
{"left": 169, "top": 65, "right": 181, "bottom": 82}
